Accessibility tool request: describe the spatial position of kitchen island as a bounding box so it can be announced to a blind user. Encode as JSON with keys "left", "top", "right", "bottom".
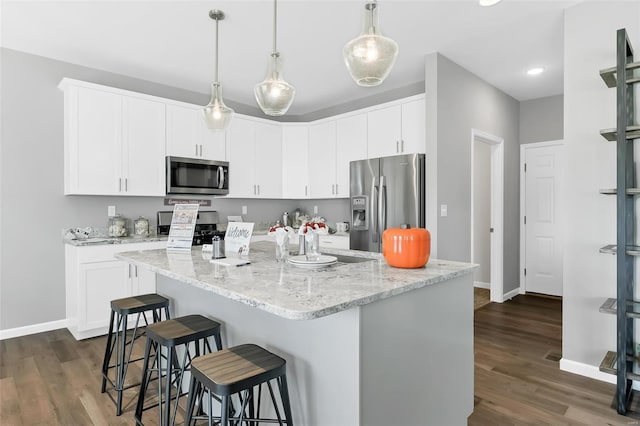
{"left": 115, "top": 241, "right": 476, "bottom": 426}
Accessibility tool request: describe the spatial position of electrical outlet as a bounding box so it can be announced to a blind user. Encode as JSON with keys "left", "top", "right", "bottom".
{"left": 242, "top": 205, "right": 248, "bottom": 215}
{"left": 440, "top": 204, "right": 448, "bottom": 217}
{"left": 314, "top": 205, "right": 318, "bottom": 215}
{"left": 108, "top": 205, "right": 116, "bottom": 217}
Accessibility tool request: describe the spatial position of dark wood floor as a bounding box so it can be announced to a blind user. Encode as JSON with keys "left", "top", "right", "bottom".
{"left": 0, "top": 295, "right": 636, "bottom": 425}
{"left": 470, "top": 295, "right": 636, "bottom": 425}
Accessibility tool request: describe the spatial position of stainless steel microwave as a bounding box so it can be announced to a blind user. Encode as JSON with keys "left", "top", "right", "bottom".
{"left": 166, "top": 156, "right": 229, "bottom": 195}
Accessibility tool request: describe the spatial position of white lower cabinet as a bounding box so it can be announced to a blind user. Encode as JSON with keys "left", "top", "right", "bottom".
{"left": 65, "top": 241, "right": 166, "bottom": 340}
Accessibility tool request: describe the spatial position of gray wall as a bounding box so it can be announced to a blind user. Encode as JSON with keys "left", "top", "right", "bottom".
{"left": 0, "top": 48, "right": 349, "bottom": 331}
{"left": 520, "top": 95, "right": 564, "bottom": 144}
{"left": 426, "top": 53, "right": 521, "bottom": 294}
{"left": 562, "top": 2, "right": 639, "bottom": 372}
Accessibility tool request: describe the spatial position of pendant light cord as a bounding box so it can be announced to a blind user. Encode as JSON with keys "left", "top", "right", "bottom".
{"left": 272, "top": 0, "right": 278, "bottom": 55}
{"left": 215, "top": 15, "right": 220, "bottom": 82}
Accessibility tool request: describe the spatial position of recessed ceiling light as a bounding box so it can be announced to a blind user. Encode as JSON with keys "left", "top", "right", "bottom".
{"left": 527, "top": 67, "right": 545, "bottom": 76}
{"left": 479, "top": 0, "right": 502, "bottom": 6}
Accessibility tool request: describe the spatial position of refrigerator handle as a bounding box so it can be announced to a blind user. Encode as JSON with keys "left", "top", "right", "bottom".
{"left": 371, "top": 177, "right": 379, "bottom": 243}
{"left": 379, "top": 175, "right": 387, "bottom": 234}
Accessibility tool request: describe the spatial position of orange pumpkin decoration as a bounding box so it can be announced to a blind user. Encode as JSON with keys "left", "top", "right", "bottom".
{"left": 382, "top": 227, "right": 431, "bottom": 268}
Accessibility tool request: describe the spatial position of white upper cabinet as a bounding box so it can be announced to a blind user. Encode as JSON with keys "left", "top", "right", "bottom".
{"left": 336, "top": 114, "right": 368, "bottom": 197}
{"left": 227, "top": 117, "right": 282, "bottom": 198}
{"left": 122, "top": 96, "right": 166, "bottom": 196}
{"left": 367, "top": 97, "right": 425, "bottom": 158}
{"left": 227, "top": 117, "right": 256, "bottom": 198}
{"left": 282, "top": 125, "right": 309, "bottom": 199}
{"left": 166, "top": 103, "right": 226, "bottom": 161}
{"left": 400, "top": 99, "right": 426, "bottom": 155}
{"left": 60, "top": 80, "right": 166, "bottom": 196}
{"left": 254, "top": 122, "right": 283, "bottom": 198}
{"left": 308, "top": 121, "right": 337, "bottom": 198}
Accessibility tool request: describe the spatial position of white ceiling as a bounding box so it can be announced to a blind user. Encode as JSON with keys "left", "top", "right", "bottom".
{"left": 1, "top": 0, "right": 578, "bottom": 116}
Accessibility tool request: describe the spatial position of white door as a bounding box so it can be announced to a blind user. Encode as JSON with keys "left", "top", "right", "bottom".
{"left": 523, "top": 142, "right": 564, "bottom": 296}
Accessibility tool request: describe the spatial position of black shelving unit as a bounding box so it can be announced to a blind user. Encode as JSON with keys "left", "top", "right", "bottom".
{"left": 598, "top": 28, "right": 639, "bottom": 415}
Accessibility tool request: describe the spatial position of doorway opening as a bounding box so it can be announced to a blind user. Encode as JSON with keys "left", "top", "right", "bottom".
{"left": 470, "top": 129, "right": 504, "bottom": 303}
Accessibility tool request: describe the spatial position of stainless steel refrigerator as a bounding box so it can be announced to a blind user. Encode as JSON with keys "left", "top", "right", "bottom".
{"left": 350, "top": 153, "right": 425, "bottom": 252}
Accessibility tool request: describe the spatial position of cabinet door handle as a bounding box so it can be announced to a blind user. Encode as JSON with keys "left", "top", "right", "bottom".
{"left": 305, "top": 185, "right": 308, "bottom": 196}
{"left": 401, "top": 139, "right": 404, "bottom": 152}
{"left": 253, "top": 184, "right": 256, "bottom": 195}
{"left": 396, "top": 141, "right": 399, "bottom": 153}
{"left": 199, "top": 145, "right": 203, "bottom": 157}
{"left": 134, "top": 265, "right": 138, "bottom": 278}
{"left": 128, "top": 264, "right": 131, "bottom": 279}
{"left": 119, "top": 178, "right": 122, "bottom": 192}
{"left": 335, "top": 184, "right": 339, "bottom": 195}
{"left": 257, "top": 185, "right": 260, "bottom": 195}
{"left": 125, "top": 178, "right": 128, "bottom": 192}
{"left": 195, "top": 144, "right": 199, "bottom": 156}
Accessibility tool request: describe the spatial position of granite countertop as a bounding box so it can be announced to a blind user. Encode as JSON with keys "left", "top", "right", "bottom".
{"left": 115, "top": 241, "right": 476, "bottom": 321}
{"left": 64, "top": 235, "right": 168, "bottom": 246}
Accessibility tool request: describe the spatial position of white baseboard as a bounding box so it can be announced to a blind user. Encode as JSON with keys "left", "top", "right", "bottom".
{"left": 559, "top": 358, "right": 616, "bottom": 385}
{"left": 474, "top": 281, "right": 490, "bottom": 289}
{"left": 0, "top": 319, "right": 68, "bottom": 341}
{"left": 503, "top": 287, "right": 520, "bottom": 301}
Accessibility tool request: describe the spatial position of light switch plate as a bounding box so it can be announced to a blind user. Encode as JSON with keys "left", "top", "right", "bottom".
{"left": 440, "top": 204, "right": 448, "bottom": 217}
{"left": 314, "top": 205, "right": 318, "bottom": 214}
{"left": 242, "top": 206, "right": 248, "bottom": 215}
{"left": 108, "top": 205, "right": 116, "bottom": 217}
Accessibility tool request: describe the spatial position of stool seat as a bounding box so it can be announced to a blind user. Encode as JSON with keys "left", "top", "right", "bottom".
{"left": 111, "top": 293, "right": 170, "bottom": 315}
{"left": 135, "top": 314, "right": 223, "bottom": 425}
{"left": 145, "top": 314, "right": 221, "bottom": 347}
{"left": 185, "top": 344, "right": 293, "bottom": 425}
{"left": 192, "top": 344, "right": 286, "bottom": 396}
{"left": 101, "top": 293, "right": 170, "bottom": 416}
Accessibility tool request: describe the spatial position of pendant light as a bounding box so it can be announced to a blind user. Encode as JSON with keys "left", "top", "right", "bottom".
{"left": 203, "top": 10, "right": 234, "bottom": 131}
{"left": 254, "top": 0, "right": 296, "bottom": 116}
{"left": 343, "top": 0, "right": 398, "bottom": 87}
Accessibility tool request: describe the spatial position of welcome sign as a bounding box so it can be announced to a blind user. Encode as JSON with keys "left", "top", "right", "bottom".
{"left": 224, "top": 222, "right": 254, "bottom": 257}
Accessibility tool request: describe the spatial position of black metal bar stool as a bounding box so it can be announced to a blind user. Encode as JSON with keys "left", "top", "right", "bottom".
{"left": 135, "top": 314, "right": 222, "bottom": 426}
{"left": 101, "top": 293, "right": 170, "bottom": 415}
{"left": 184, "top": 344, "right": 294, "bottom": 426}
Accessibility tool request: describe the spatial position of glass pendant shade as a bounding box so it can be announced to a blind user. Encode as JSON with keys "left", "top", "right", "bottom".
{"left": 254, "top": 54, "right": 296, "bottom": 116}
{"left": 203, "top": 10, "right": 233, "bottom": 132}
{"left": 343, "top": 2, "right": 398, "bottom": 87}
{"left": 203, "top": 82, "right": 234, "bottom": 131}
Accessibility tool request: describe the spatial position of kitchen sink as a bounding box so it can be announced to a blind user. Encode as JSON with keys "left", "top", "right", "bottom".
{"left": 332, "top": 254, "right": 375, "bottom": 264}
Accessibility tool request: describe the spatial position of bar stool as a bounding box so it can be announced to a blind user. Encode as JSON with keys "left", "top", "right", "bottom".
{"left": 101, "top": 293, "right": 170, "bottom": 415}
{"left": 135, "top": 314, "right": 222, "bottom": 426}
{"left": 184, "top": 344, "right": 294, "bottom": 426}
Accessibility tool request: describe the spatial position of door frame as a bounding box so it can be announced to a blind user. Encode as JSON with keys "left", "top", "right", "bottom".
{"left": 470, "top": 129, "right": 504, "bottom": 303}
{"left": 519, "top": 140, "right": 565, "bottom": 295}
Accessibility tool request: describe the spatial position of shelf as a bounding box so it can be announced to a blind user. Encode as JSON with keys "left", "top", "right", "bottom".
{"left": 599, "top": 188, "right": 640, "bottom": 195}
{"left": 599, "top": 351, "right": 640, "bottom": 381}
{"left": 600, "top": 298, "right": 618, "bottom": 314}
{"left": 599, "top": 62, "right": 640, "bottom": 87}
{"left": 599, "top": 245, "right": 640, "bottom": 256}
{"left": 600, "top": 125, "right": 640, "bottom": 141}
{"left": 599, "top": 298, "right": 640, "bottom": 319}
